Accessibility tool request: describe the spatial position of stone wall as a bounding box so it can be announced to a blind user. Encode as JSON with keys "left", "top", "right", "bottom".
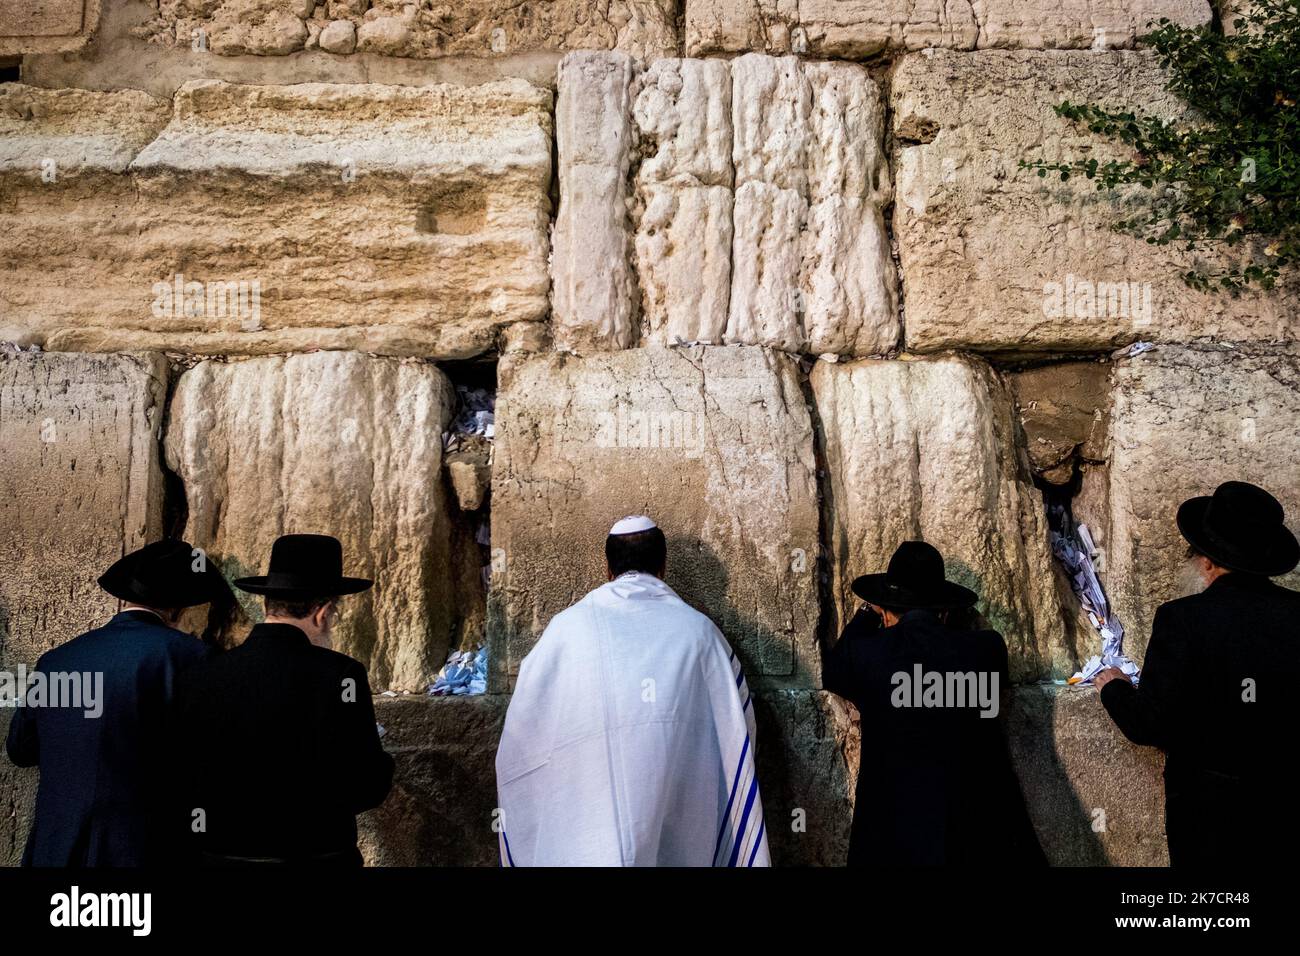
{"left": 2, "top": 1, "right": 1295, "bottom": 866}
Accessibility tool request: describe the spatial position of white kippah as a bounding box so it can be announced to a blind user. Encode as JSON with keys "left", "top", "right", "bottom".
{"left": 609, "top": 515, "right": 658, "bottom": 536}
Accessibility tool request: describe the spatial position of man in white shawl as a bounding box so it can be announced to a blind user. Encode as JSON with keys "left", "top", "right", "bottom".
{"left": 495, "top": 516, "right": 771, "bottom": 867}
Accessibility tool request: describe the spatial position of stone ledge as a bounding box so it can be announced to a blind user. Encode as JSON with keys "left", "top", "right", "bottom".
{"left": 0, "top": 80, "right": 552, "bottom": 360}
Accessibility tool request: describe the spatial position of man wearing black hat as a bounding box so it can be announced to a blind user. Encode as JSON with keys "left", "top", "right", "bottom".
{"left": 5, "top": 539, "right": 227, "bottom": 866}
{"left": 823, "top": 541, "right": 1044, "bottom": 866}
{"left": 1094, "top": 481, "right": 1300, "bottom": 867}
{"left": 173, "top": 533, "right": 393, "bottom": 866}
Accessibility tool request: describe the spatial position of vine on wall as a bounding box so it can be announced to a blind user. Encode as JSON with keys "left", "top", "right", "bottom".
{"left": 1022, "top": 1, "right": 1298, "bottom": 291}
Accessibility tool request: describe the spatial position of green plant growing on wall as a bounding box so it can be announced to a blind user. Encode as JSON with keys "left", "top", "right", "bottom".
{"left": 1020, "top": 1, "right": 1298, "bottom": 291}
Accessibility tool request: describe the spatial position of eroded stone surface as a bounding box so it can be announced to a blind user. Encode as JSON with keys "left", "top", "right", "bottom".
{"left": 142, "top": 0, "right": 679, "bottom": 59}
{"left": 1008, "top": 684, "right": 1167, "bottom": 865}
{"left": 490, "top": 346, "right": 820, "bottom": 688}
{"left": 0, "top": 79, "right": 552, "bottom": 359}
{"left": 1078, "top": 345, "right": 1300, "bottom": 662}
{"left": 0, "top": 711, "right": 38, "bottom": 867}
{"left": 685, "top": 0, "right": 1210, "bottom": 57}
{"left": 0, "top": 351, "right": 168, "bottom": 669}
{"left": 551, "top": 51, "right": 638, "bottom": 353}
{"left": 892, "top": 49, "right": 1296, "bottom": 355}
{"left": 0, "top": 0, "right": 101, "bottom": 56}
{"left": 754, "top": 691, "right": 858, "bottom": 866}
{"left": 1011, "top": 361, "right": 1111, "bottom": 484}
{"left": 162, "top": 352, "right": 469, "bottom": 692}
{"left": 359, "top": 695, "right": 509, "bottom": 866}
{"left": 632, "top": 58, "right": 735, "bottom": 346}
{"left": 553, "top": 52, "right": 897, "bottom": 356}
{"left": 812, "top": 354, "right": 1078, "bottom": 681}
{"left": 0, "top": 84, "right": 169, "bottom": 178}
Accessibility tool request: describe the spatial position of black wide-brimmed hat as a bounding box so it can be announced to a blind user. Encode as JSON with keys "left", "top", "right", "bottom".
{"left": 1177, "top": 481, "right": 1299, "bottom": 577}
{"left": 233, "top": 533, "right": 372, "bottom": 600}
{"left": 98, "top": 539, "right": 216, "bottom": 608}
{"left": 851, "top": 540, "right": 979, "bottom": 611}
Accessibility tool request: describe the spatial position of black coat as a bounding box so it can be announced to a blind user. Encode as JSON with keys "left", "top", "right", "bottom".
{"left": 172, "top": 623, "right": 394, "bottom": 865}
{"left": 1100, "top": 572, "right": 1300, "bottom": 867}
{"left": 5, "top": 610, "right": 210, "bottom": 866}
{"left": 825, "top": 608, "right": 1045, "bottom": 866}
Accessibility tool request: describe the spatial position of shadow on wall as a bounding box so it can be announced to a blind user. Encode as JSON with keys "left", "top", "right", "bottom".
{"left": 0, "top": 710, "right": 37, "bottom": 866}
{"left": 665, "top": 534, "right": 812, "bottom": 688}
{"left": 1007, "top": 684, "right": 1168, "bottom": 866}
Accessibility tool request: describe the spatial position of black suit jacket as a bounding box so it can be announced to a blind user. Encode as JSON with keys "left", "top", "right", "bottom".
{"left": 173, "top": 623, "right": 394, "bottom": 864}
{"left": 1101, "top": 572, "right": 1300, "bottom": 866}
{"left": 825, "top": 608, "right": 1044, "bottom": 866}
{"left": 5, "top": 610, "right": 209, "bottom": 866}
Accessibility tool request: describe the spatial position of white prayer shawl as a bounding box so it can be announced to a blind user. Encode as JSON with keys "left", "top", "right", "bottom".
{"left": 495, "top": 573, "right": 770, "bottom": 867}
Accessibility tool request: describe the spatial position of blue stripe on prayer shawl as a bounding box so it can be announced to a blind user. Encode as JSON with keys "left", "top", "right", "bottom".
{"left": 747, "top": 820, "right": 766, "bottom": 867}
{"left": 728, "top": 777, "right": 760, "bottom": 867}
{"left": 713, "top": 735, "right": 750, "bottom": 864}
{"left": 502, "top": 830, "right": 516, "bottom": 867}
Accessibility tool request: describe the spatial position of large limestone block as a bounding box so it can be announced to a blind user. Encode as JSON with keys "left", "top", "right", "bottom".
{"left": 0, "top": 84, "right": 169, "bottom": 179}
{"left": 1080, "top": 345, "right": 1300, "bottom": 663}
{"left": 1008, "top": 684, "right": 1167, "bottom": 866}
{"left": 0, "top": 0, "right": 101, "bottom": 56}
{"left": 685, "top": 0, "right": 1209, "bottom": 56}
{"left": 551, "top": 52, "right": 638, "bottom": 353}
{"left": 147, "top": 0, "right": 679, "bottom": 60}
{"left": 726, "top": 56, "right": 897, "bottom": 355}
{"left": 0, "top": 351, "right": 168, "bottom": 669}
{"left": 163, "top": 352, "right": 463, "bottom": 692}
{"left": 490, "top": 346, "right": 821, "bottom": 688}
{"left": 552, "top": 52, "right": 898, "bottom": 356}
{"left": 812, "top": 355, "right": 1077, "bottom": 681}
{"left": 632, "top": 58, "right": 735, "bottom": 346}
{"left": 892, "top": 49, "right": 1296, "bottom": 355}
{"left": 0, "top": 79, "right": 552, "bottom": 359}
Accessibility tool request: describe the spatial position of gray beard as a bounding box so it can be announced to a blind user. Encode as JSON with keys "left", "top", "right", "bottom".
{"left": 1176, "top": 560, "right": 1208, "bottom": 598}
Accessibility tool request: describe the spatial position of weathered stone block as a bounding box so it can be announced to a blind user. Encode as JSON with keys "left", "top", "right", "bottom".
{"left": 0, "top": 710, "right": 40, "bottom": 866}
{"left": 147, "top": 0, "right": 679, "bottom": 60}
{"left": 490, "top": 346, "right": 821, "bottom": 688}
{"left": 891, "top": 49, "right": 1296, "bottom": 355}
{"left": 632, "top": 58, "right": 735, "bottom": 346}
{"left": 1078, "top": 345, "right": 1300, "bottom": 662}
{"left": 1010, "top": 360, "right": 1111, "bottom": 485}
{"left": 0, "top": 79, "right": 552, "bottom": 360}
{"left": 551, "top": 52, "right": 638, "bottom": 353}
{"left": 753, "top": 691, "right": 858, "bottom": 866}
{"left": 359, "top": 695, "right": 509, "bottom": 866}
{"left": 552, "top": 52, "right": 897, "bottom": 356}
{"left": 0, "top": 0, "right": 101, "bottom": 56}
{"left": 811, "top": 354, "right": 1077, "bottom": 681}
{"left": 685, "top": 0, "right": 1210, "bottom": 57}
{"left": 1008, "top": 684, "right": 1167, "bottom": 866}
{"left": 162, "top": 352, "right": 466, "bottom": 692}
{"left": 0, "top": 351, "right": 168, "bottom": 669}
{"left": 0, "top": 84, "right": 169, "bottom": 180}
